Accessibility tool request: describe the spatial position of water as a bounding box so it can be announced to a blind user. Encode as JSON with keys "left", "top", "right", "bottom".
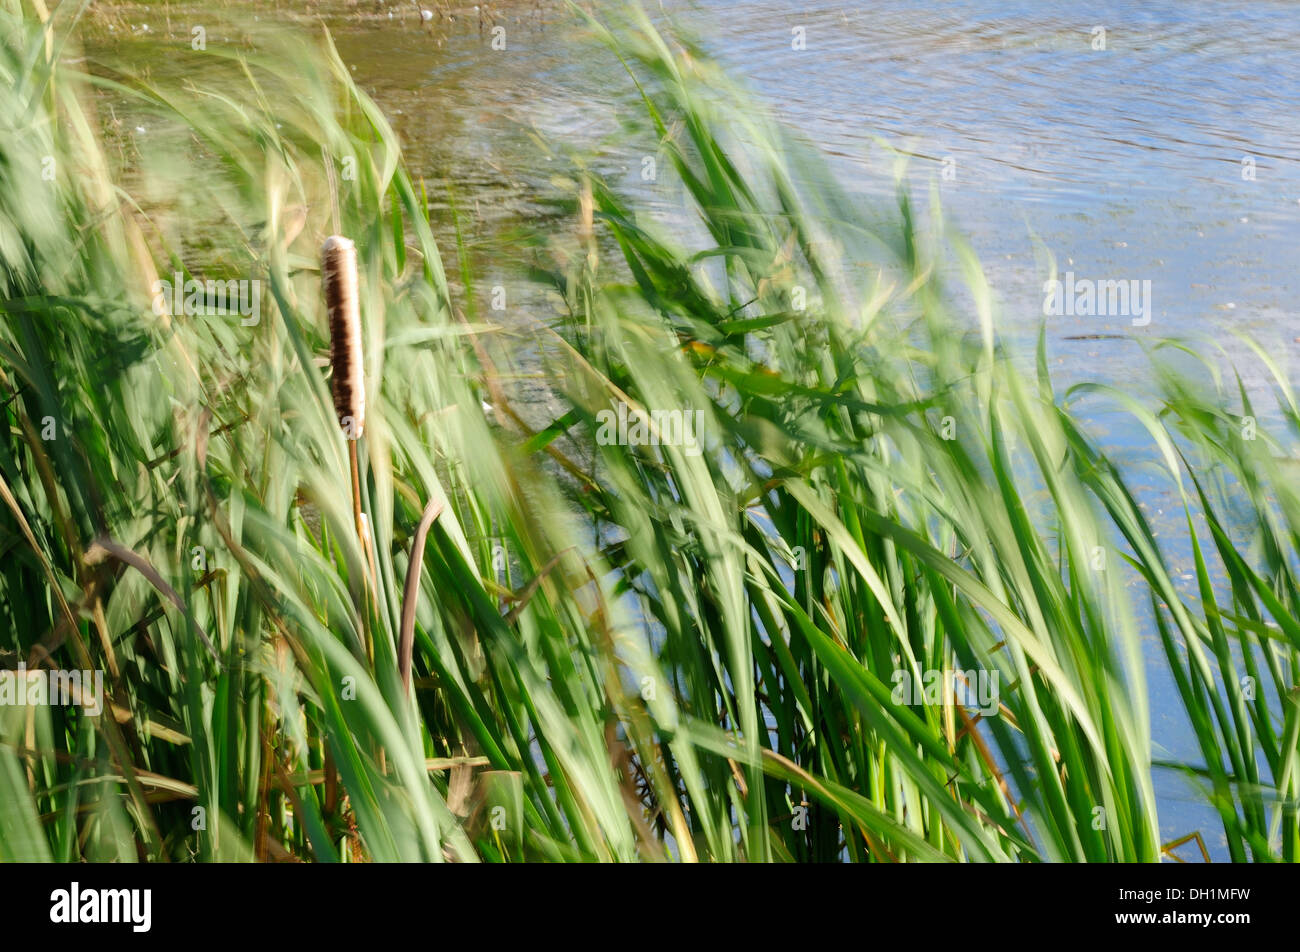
{"left": 700, "top": 0, "right": 1300, "bottom": 374}
{"left": 325, "top": 1, "right": 1300, "bottom": 408}
{"left": 103, "top": 0, "right": 1300, "bottom": 858}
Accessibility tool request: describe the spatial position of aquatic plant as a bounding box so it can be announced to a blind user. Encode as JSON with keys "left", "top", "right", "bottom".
{"left": 0, "top": 0, "right": 1295, "bottom": 862}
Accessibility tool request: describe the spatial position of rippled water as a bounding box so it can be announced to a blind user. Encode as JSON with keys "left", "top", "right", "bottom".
{"left": 698, "top": 0, "right": 1300, "bottom": 366}
{"left": 330, "top": 1, "right": 1300, "bottom": 384}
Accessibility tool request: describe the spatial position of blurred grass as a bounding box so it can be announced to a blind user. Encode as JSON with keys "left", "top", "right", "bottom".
{"left": 0, "top": 0, "right": 1296, "bottom": 862}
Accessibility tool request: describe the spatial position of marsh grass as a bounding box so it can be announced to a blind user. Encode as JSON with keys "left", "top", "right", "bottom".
{"left": 0, "top": 0, "right": 1296, "bottom": 862}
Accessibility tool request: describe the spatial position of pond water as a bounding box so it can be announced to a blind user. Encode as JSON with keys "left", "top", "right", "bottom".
{"left": 330, "top": 0, "right": 1300, "bottom": 359}
{"left": 100, "top": 0, "right": 1300, "bottom": 859}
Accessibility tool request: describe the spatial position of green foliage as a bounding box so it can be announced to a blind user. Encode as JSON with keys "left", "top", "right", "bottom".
{"left": 0, "top": 0, "right": 1295, "bottom": 862}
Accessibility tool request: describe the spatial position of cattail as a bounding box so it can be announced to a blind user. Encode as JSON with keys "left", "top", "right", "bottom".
{"left": 322, "top": 235, "right": 365, "bottom": 439}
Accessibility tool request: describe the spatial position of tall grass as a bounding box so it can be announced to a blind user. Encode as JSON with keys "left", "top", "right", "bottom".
{"left": 0, "top": 0, "right": 1296, "bottom": 862}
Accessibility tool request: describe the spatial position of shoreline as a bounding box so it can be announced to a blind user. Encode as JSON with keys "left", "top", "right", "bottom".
{"left": 83, "top": 0, "right": 572, "bottom": 33}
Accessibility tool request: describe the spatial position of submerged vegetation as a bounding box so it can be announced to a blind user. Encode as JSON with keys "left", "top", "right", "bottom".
{"left": 1, "top": 0, "right": 1298, "bottom": 863}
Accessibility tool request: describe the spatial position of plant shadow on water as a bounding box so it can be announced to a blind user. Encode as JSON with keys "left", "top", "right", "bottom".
{"left": 0, "top": 0, "right": 1297, "bottom": 861}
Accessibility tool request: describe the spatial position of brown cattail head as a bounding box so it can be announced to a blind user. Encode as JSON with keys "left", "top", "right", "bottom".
{"left": 322, "top": 235, "right": 365, "bottom": 439}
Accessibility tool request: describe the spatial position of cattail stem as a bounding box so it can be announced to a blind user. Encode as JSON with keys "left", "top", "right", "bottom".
{"left": 320, "top": 234, "right": 380, "bottom": 826}
{"left": 399, "top": 497, "right": 444, "bottom": 695}
{"left": 349, "top": 440, "right": 377, "bottom": 667}
{"left": 323, "top": 234, "right": 376, "bottom": 660}
{"left": 349, "top": 441, "right": 364, "bottom": 544}
{"left": 322, "top": 235, "right": 366, "bottom": 549}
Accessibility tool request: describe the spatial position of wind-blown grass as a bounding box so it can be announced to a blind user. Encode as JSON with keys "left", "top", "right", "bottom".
{"left": 0, "top": 0, "right": 1296, "bottom": 862}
